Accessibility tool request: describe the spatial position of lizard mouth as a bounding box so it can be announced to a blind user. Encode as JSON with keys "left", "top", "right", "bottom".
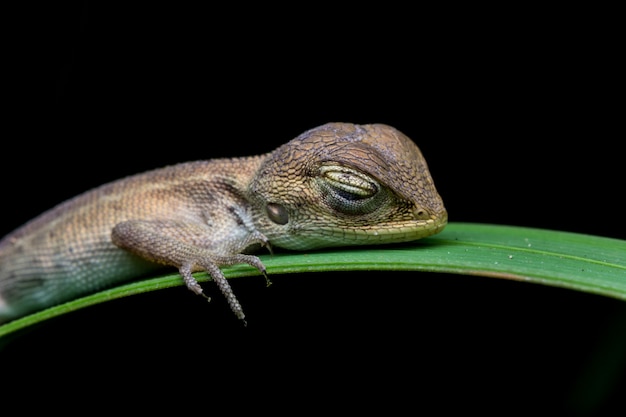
{"left": 336, "top": 207, "right": 448, "bottom": 245}
{"left": 273, "top": 208, "right": 448, "bottom": 251}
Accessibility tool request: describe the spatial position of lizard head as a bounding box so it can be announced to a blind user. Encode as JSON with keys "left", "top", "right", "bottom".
{"left": 249, "top": 122, "right": 448, "bottom": 250}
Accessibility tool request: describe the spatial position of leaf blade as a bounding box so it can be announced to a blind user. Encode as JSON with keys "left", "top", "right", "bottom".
{"left": 1, "top": 222, "right": 624, "bottom": 338}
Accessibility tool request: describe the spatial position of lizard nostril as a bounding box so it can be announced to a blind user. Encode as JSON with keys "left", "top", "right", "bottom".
{"left": 412, "top": 207, "right": 430, "bottom": 220}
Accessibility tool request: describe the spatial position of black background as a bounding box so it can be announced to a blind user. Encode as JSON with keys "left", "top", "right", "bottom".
{"left": 2, "top": 3, "right": 623, "bottom": 415}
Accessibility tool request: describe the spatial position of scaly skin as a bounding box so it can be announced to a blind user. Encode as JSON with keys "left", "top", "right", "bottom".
{"left": 0, "top": 123, "right": 447, "bottom": 324}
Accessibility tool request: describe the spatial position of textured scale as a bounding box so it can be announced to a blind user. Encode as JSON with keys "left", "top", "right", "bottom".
{"left": 0, "top": 123, "right": 447, "bottom": 324}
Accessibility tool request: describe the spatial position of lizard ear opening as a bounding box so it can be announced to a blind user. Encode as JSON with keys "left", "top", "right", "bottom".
{"left": 266, "top": 203, "right": 289, "bottom": 225}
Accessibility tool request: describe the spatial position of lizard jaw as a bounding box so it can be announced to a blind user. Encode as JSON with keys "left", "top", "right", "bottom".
{"left": 268, "top": 209, "right": 448, "bottom": 251}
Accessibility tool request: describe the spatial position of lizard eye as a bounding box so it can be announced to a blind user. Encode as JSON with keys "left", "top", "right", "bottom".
{"left": 317, "top": 165, "right": 385, "bottom": 214}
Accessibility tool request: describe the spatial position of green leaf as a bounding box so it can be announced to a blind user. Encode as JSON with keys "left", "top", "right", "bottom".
{"left": 1, "top": 222, "right": 624, "bottom": 338}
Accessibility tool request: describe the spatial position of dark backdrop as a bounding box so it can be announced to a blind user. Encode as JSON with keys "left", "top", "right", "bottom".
{"left": 3, "top": 3, "right": 623, "bottom": 415}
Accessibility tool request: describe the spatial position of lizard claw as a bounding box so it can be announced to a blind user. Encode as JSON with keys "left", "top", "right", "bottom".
{"left": 262, "top": 269, "right": 272, "bottom": 287}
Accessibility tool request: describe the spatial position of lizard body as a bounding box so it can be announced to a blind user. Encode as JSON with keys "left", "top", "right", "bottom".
{"left": 0, "top": 123, "right": 447, "bottom": 324}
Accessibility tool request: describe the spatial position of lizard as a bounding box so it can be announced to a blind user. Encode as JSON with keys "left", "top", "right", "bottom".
{"left": 0, "top": 122, "right": 448, "bottom": 325}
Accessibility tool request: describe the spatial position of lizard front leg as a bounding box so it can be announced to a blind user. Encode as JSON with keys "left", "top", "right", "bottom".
{"left": 111, "top": 219, "right": 270, "bottom": 324}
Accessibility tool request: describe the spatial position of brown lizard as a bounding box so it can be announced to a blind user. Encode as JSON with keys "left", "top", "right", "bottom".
{"left": 0, "top": 122, "right": 447, "bottom": 325}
